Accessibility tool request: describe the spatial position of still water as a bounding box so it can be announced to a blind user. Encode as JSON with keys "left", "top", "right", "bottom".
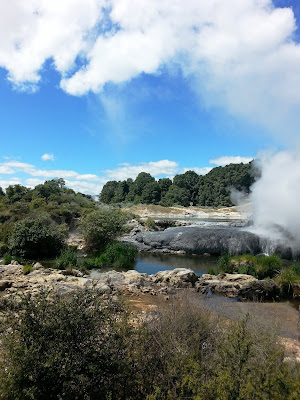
{"left": 134, "top": 252, "right": 218, "bottom": 276}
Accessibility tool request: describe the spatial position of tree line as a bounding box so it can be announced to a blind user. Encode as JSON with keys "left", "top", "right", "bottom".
{"left": 100, "top": 161, "right": 257, "bottom": 207}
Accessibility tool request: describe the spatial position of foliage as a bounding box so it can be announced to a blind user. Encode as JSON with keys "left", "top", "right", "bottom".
{"left": 0, "top": 292, "right": 300, "bottom": 399}
{"left": 231, "top": 254, "right": 282, "bottom": 279}
{"left": 23, "top": 265, "right": 33, "bottom": 275}
{"left": 144, "top": 217, "right": 157, "bottom": 230}
{"left": 207, "top": 267, "right": 217, "bottom": 275}
{"left": 79, "top": 209, "right": 130, "bottom": 250}
{"left": 95, "top": 241, "right": 137, "bottom": 269}
{"left": 218, "top": 253, "right": 233, "bottom": 273}
{"left": 0, "top": 291, "right": 137, "bottom": 400}
{"left": 9, "top": 214, "right": 67, "bottom": 259}
{"left": 99, "top": 162, "right": 255, "bottom": 208}
{"left": 3, "top": 253, "right": 12, "bottom": 265}
{"left": 54, "top": 247, "right": 78, "bottom": 270}
{"left": 275, "top": 266, "right": 300, "bottom": 296}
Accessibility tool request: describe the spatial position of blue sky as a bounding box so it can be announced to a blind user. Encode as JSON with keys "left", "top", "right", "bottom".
{"left": 0, "top": 0, "right": 300, "bottom": 194}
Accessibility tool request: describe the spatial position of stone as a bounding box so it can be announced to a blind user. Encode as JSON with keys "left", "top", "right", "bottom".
{"left": 195, "top": 273, "right": 257, "bottom": 298}
{"left": 0, "top": 280, "right": 12, "bottom": 291}
{"left": 151, "top": 268, "right": 199, "bottom": 288}
{"left": 238, "top": 279, "right": 280, "bottom": 301}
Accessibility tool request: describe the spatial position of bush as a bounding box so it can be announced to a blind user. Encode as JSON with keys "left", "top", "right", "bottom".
{"left": 95, "top": 241, "right": 137, "bottom": 269}
{"left": 23, "top": 265, "right": 33, "bottom": 275}
{"left": 54, "top": 247, "right": 78, "bottom": 270}
{"left": 275, "top": 267, "right": 300, "bottom": 296}
{"left": 218, "top": 253, "right": 233, "bottom": 273}
{"left": 79, "top": 209, "right": 130, "bottom": 250}
{"left": 9, "top": 214, "right": 67, "bottom": 259}
{"left": 207, "top": 267, "right": 217, "bottom": 275}
{"left": 144, "top": 217, "right": 157, "bottom": 230}
{"left": 3, "top": 253, "right": 12, "bottom": 265}
{"left": 255, "top": 255, "right": 282, "bottom": 279}
{"left": 0, "top": 291, "right": 138, "bottom": 400}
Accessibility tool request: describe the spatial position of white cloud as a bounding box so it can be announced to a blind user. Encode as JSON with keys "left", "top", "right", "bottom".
{"left": 41, "top": 153, "right": 55, "bottom": 161}
{"left": 0, "top": 177, "right": 22, "bottom": 189}
{"left": 210, "top": 156, "right": 253, "bottom": 166}
{"left": 0, "top": 1, "right": 300, "bottom": 140}
{"left": 104, "top": 160, "right": 179, "bottom": 180}
{"left": 180, "top": 167, "right": 213, "bottom": 175}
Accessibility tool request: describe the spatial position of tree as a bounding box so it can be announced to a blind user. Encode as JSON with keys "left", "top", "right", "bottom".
{"left": 158, "top": 178, "right": 172, "bottom": 197}
{"left": 5, "top": 185, "right": 29, "bottom": 204}
{"left": 79, "top": 209, "right": 128, "bottom": 250}
{"left": 133, "top": 172, "right": 155, "bottom": 196}
{"left": 173, "top": 170, "right": 199, "bottom": 205}
{"left": 164, "top": 185, "right": 190, "bottom": 207}
{"left": 9, "top": 213, "right": 67, "bottom": 258}
{"left": 33, "top": 179, "right": 65, "bottom": 200}
{"left": 141, "top": 182, "right": 161, "bottom": 204}
{"left": 99, "top": 181, "right": 119, "bottom": 204}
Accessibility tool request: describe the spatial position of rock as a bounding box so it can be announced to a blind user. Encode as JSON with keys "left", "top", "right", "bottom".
{"left": 238, "top": 279, "right": 280, "bottom": 301}
{"left": 72, "top": 269, "right": 84, "bottom": 277}
{"left": 151, "top": 268, "right": 199, "bottom": 288}
{"left": 195, "top": 273, "right": 257, "bottom": 298}
{"left": 0, "top": 280, "right": 12, "bottom": 291}
{"left": 129, "top": 226, "right": 295, "bottom": 258}
{"left": 11, "top": 260, "right": 20, "bottom": 265}
{"left": 33, "top": 262, "right": 43, "bottom": 269}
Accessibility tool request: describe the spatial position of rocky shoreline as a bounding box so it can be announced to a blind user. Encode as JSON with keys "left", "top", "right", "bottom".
{"left": 0, "top": 263, "right": 281, "bottom": 302}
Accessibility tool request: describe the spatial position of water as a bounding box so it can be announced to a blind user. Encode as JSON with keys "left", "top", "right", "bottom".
{"left": 134, "top": 252, "right": 218, "bottom": 276}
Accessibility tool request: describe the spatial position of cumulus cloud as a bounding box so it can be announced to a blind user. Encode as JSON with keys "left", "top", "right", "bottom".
{"left": 1, "top": 1, "right": 300, "bottom": 139}
{"left": 210, "top": 156, "right": 254, "bottom": 166}
{"left": 41, "top": 153, "right": 55, "bottom": 161}
{"left": 104, "top": 160, "right": 179, "bottom": 181}
{"left": 180, "top": 167, "right": 213, "bottom": 175}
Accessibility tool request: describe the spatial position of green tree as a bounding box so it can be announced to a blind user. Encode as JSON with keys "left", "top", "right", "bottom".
{"left": 99, "top": 181, "right": 119, "bottom": 204}
{"left": 141, "top": 182, "right": 161, "bottom": 204}
{"left": 79, "top": 209, "right": 128, "bottom": 250}
{"left": 5, "top": 185, "right": 29, "bottom": 204}
{"left": 173, "top": 170, "right": 199, "bottom": 204}
{"left": 9, "top": 214, "right": 67, "bottom": 259}
{"left": 164, "top": 185, "right": 190, "bottom": 207}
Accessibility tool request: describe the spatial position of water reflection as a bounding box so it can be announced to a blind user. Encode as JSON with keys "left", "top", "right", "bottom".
{"left": 134, "top": 253, "right": 218, "bottom": 276}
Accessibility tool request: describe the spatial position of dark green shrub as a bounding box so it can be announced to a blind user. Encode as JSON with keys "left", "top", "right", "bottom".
{"left": 9, "top": 214, "right": 67, "bottom": 259}
{"left": 275, "top": 268, "right": 300, "bottom": 296}
{"left": 255, "top": 255, "right": 282, "bottom": 279}
{"left": 23, "top": 265, "right": 33, "bottom": 275}
{"left": 79, "top": 209, "right": 130, "bottom": 250}
{"left": 0, "top": 242, "right": 8, "bottom": 256}
{"left": 95, "top": 242, "right": 137, "bottom": 269}
{"left": 207, "top": 267, "right": 216, "bottom": 275}
{"left": 3, "top": 253, "right": 12, "bottom": 265}
{"left": 218, "top": 253, "right": 233, "bottom": 273}
{"left": 144, "top": 217, "right": 157, "bottom": 230}
{"left": 54, "top": 247, "right": 78, "bottom": 270}
{"left": 0, "top": 290, "right": 137, "bottom": 400}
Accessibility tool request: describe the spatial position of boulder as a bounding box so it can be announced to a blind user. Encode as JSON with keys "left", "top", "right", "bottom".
{"left": 151, "top": 268, "right": 199, "bottom": 288}
{"left": 195, "top": 273, "right": 257, "bottom": 298}
{"left": 238, "top": 279, "right": 280, "bottom": 301}
{"left": 0, "top": 280, "right": 12, "bottom": 291}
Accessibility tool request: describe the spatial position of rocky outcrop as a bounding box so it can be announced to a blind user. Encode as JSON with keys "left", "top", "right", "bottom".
{"left": 0, "top": 264, "right": 199, "bottom": 299}
{"left": 127, "top": 226, "right": 295, "bottom": 258}
{"left": 195, "top": 273, "right": 257, "bottom": 298}
{"left": 238, "top": 279, "right": 280, "bottom": 301}
{"left": 151, "top": 268, "right": 198, "bottom": 288}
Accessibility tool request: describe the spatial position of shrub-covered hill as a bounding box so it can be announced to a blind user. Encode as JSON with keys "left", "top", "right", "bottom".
{"left": 100, "top": 161, "right": 258, "bottom": 207}
{"left": 0, "top": 179, "right": 96, "bottom": 258}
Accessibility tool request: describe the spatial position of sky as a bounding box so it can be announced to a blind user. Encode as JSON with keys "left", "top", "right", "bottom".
{"left": 0, "top": 0, "right": 300, "bottom": 195}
